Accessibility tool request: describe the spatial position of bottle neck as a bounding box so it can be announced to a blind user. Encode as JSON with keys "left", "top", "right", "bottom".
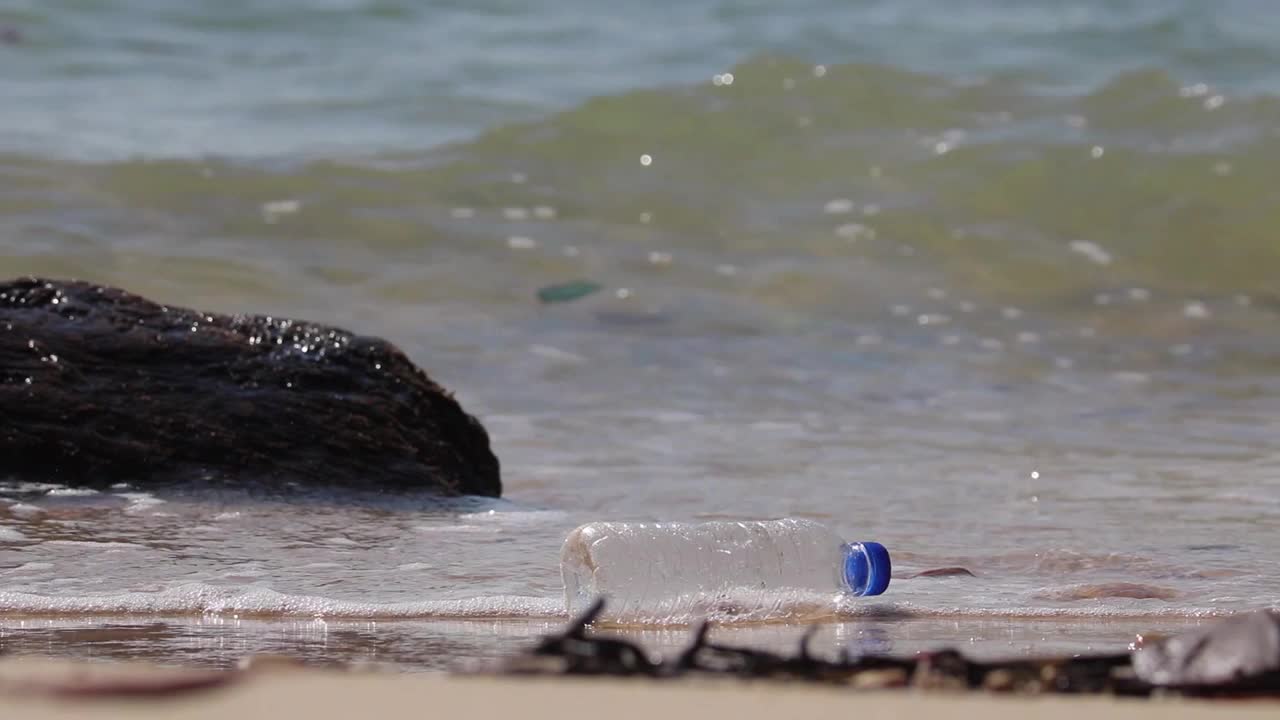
{"left": 841, "top": 543, "right": 869, "bottom": 595}
{"left": 840, "top": 541, "right": 891, "bottom": 596}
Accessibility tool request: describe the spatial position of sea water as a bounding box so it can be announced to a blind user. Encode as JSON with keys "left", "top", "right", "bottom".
{"left": 2, "top": 0, "right": 1280, "bottom": 670}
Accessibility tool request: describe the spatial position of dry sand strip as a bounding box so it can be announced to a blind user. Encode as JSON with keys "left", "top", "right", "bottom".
{"left": 1, "top": 660, "right": 1278, "bottom": 720}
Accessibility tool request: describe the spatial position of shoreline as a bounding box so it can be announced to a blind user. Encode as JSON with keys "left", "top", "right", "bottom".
{"left": 2, "top": 659, "right": 1277, "bottom": 719}
{"left": 0, "top": 612, "right": 1219, "bottom": 672}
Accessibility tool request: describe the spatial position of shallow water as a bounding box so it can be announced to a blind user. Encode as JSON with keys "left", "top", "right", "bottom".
{"left": 2, "top": 0, "right": 1280, "bottom": 669}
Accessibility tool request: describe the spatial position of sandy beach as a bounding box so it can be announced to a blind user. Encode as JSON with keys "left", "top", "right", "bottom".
{"left": 1, "top": 658, "right": 1277, "bottom": 720}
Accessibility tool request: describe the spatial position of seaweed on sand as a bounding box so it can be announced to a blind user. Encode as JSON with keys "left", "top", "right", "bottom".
{"left": 496, "top": 600, "right": 1280, "bottom": 699}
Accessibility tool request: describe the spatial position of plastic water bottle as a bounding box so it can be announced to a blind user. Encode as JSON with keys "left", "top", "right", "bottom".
{"left": 560, "top": 518, "right": 890, "bottom": 622}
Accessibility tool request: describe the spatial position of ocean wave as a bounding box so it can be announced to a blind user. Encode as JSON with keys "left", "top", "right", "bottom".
{"left": 0, "top": 584, "right": 566, "bottom": 620}
{"left": 7, "top": 58, "right": 1280, "bottom": 333}
{"left": 1, "top": 582, "right": 1262, "bottom": 626}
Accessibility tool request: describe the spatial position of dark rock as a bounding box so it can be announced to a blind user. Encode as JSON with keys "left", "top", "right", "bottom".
{"left": 1132, "top": 610, "right": 1280, "bottom": 688}
{"left": 0, "top": 26, "right": 21, "bottom": 45}
{"left": 0, "top": 277, "right": 501, "bottom": 496}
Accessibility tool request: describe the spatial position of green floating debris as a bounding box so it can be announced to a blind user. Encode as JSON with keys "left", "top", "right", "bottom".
{"left": 537, "top": 280, "right": 603, "bottom": 304}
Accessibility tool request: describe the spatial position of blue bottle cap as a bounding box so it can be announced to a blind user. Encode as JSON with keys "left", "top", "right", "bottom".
{"left": 842, "top": 541, "right": 891, "bottom": 596}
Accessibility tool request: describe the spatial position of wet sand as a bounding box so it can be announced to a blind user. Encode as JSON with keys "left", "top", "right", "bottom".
{"left": 1, "top": 658, "right": 1276, "bottom": 720}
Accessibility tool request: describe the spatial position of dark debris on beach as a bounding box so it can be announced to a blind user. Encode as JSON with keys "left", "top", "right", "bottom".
{"left": 494, "top": 600, "right": 1280, "bottom": 700}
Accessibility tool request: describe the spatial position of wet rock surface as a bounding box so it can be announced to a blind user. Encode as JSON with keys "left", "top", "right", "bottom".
{"left": 496, "top": 601, "right": 1280, "bottom": 699}
{"left": 0, "top": 277, "right": 501, "bottom": 496}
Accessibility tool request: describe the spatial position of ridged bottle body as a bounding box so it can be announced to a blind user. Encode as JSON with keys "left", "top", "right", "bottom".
{"left": 560, "top": 518, "right": 851, "bottom": 622}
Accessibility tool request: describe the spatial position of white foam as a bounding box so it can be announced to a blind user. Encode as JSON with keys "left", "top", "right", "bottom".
{"left": 528, "top": 344, "right": 586, "bottom": 364}
{"left": 413, "top": 524, "right": 500, "bottom": 534}
{"left": 456, "top": 509, "right": 569, "bottom": 526}
{"left": 116, "top": 492, "right": 166, "bottom": 513}
{"left": 44, "top": 540, "right": 145, "bottom": 549}
{"left": 823, "top": 198, "right": 854, "bottom": 214}
{"left": 46, "top": 487, "right": 100, "bottom": 497}
{"left": 0, "top": 482, "right": 64, "bottom": 494}
{"left": 0, "top": 526, "right": 29, "bottom": 541}
{"left": 832, "top": 599, "right": 1257, "bottom": 622}
{"left": 0, "top": 584, "right": 565, "bottom": 620}
{"left": 0, "top": 580, "right": 1264, "bottom": 626}
{"left": 1069, "top": 240, "right": 1112, "bottom": 265}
